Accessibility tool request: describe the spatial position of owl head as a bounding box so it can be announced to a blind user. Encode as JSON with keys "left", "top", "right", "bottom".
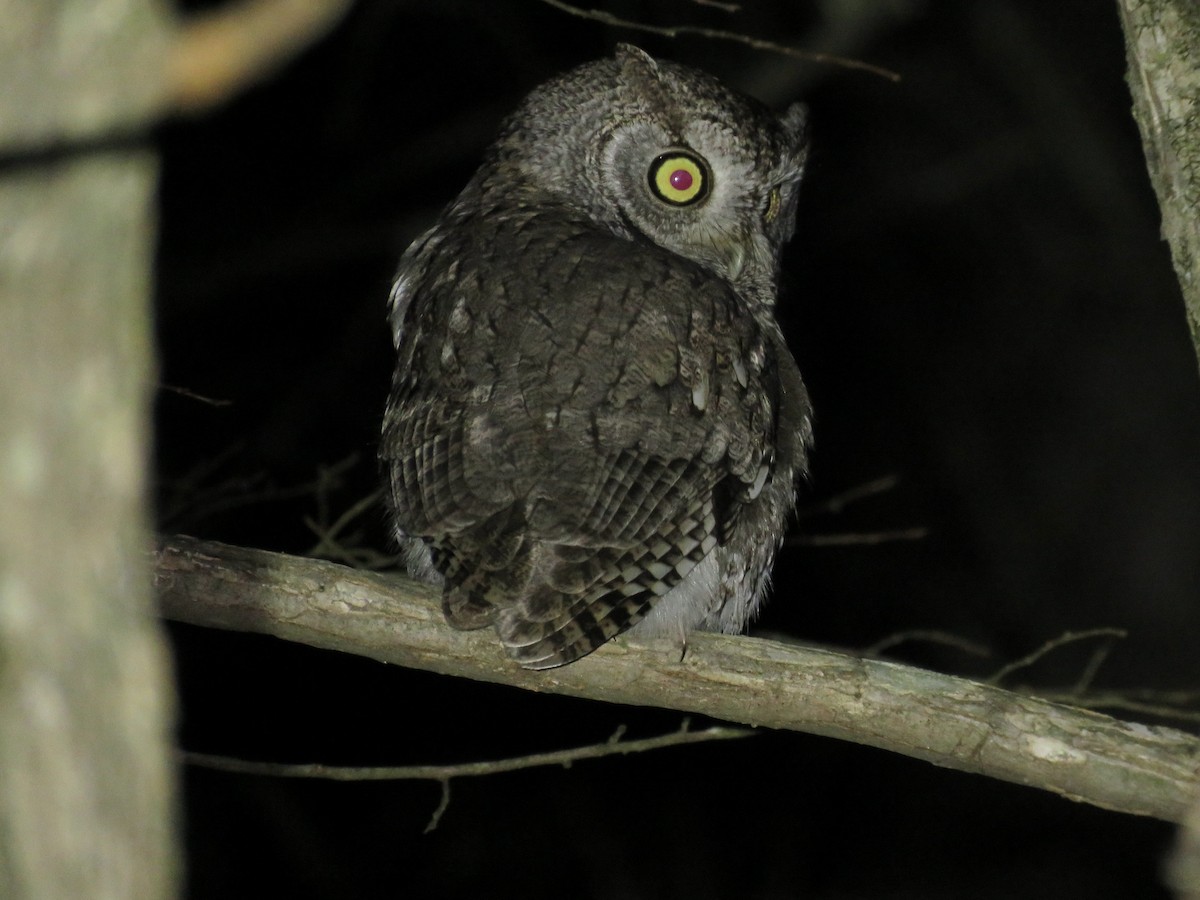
{"left": 476, "top": 45, "right": 810, "bottom": 301}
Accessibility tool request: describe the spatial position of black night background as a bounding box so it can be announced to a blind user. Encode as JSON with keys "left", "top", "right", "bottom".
{"left": 155, "top": 2, "right": 1200, "bottom": 897}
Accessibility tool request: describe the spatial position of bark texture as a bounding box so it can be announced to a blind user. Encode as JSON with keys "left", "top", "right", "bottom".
{"left": 1118, "top": 0, "right": 1200, "bottom": 372}
{"left": 157, "top": 535, "right": 1200, "bottom": 824}
{"left": 0, "top": 1, "right": 177, "bottom": 896}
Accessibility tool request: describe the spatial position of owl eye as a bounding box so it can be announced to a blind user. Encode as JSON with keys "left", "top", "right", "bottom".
{"left": 763, "top": 188, "right": 782, "bottom": 223}
{"left": 648, "top": 152, "right": 709, "bottom": 206}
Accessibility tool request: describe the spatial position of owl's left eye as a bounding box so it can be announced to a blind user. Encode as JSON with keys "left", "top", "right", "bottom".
{"left": 763, "top": 188, "right": 782, "bottom": 223}
{"left": 648, "top": 151, "right": 709, "bottom": 206}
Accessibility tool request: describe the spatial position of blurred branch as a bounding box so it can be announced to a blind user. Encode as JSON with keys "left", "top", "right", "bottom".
{"left": 156, "top": 535, "right": 1200, "bottom": 824}
{"left": 1172, "top": 788, "right": 1200, "bottom": 900}
{"left": 787, "top": 526, "right": 928, "bottom": 547}
{"left": 864, "top": 629, "right": 993, "bottom": 659}
{"left": 1117, "top": 0, "right": 1200, "bottom": 378}
{"left": 2, "top": 0, "right": 179, "bottom": 891}
{"left": 170, "top": 0, "right": 354, "bottom": 113}
{"left": 788, "top": 474, "right": 928, "bottom": 547}
{"left": 1, "top": 0, "right": 354, "bottom": 165}
{"left": 797, "top": 474, "right": 903, "bottom": 517}
{"left": 689, "top": 0, "right": 740, "bottom": 12}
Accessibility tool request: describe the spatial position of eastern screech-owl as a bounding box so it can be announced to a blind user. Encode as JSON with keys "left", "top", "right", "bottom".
{"left": 381, "top": 45, "right": 812, "bottom": 669}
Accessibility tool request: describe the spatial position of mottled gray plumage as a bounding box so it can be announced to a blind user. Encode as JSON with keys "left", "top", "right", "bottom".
{"left": 381, "top": 45, "right": 813, "bottom": 669}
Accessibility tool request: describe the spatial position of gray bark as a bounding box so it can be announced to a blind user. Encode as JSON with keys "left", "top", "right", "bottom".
{"left": 156, "top": 535, "right": 1200, "bottom": 824}
{"left": 1117, "top": 0, "right": 1200, "bottom": 374}
{"left": 0, "top": 0, "right": 178, "bottom": 896}
{"left": 1117, "top": 3, "right": 1200, "bottom": 890}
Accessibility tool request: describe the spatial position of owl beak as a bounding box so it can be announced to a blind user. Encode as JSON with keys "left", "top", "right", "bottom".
{"left": 709, "top": 230, "right": 771, "bottom": 283}
{"left": 722, "top": 241, "right": 747, "bottom": 279}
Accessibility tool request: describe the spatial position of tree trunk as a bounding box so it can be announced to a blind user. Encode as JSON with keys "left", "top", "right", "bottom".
{"left": 0, "top": 0, "right": 178, "bottom": 896}
{"left": 1117, "top": 0, "right": 1200, "bottom": 376}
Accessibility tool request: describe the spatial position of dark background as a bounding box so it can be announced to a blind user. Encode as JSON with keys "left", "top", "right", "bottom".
{"left": 156, "top": 1, "right": 1200, "bottom": 897}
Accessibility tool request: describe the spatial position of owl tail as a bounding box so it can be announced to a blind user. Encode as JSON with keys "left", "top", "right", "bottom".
{"left": 436, "top": 532, "right": 661, "bottom": 668}
{"left": 504, "top": 505, "right": 718, "bottom": 669}
{"left": 434, "top": 486, "right": 719, "bottom": 668}
{"left": 433, "top": 505, "right": 531, "bottom": 631}
{"left": 496, "top": 543, "right": 666, "bottom": 669}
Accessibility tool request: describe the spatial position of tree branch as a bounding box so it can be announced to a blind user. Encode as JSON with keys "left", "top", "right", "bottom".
{"left": 169, "top": 0, "right": 355, "bottom": 114}
{"left": 1116, "top": 0, "right": 1200, "bottom": 376}
{"left": 155, "top": 535, "right": 1200, "bottom": 823}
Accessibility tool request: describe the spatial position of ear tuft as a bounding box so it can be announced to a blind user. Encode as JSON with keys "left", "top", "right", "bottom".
{"left": 781, "top": 102, "right": 810, "bottom": 142}
{"left": 615, "top": 43, "right": 659, "bottom": 76}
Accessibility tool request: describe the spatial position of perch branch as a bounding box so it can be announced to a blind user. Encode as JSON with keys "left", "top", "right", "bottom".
{"left": 154, "top": 535, "right": 1200, "bottom": 823}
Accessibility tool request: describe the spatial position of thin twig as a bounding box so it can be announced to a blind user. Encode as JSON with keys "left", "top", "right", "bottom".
{"left": 535, "top": 0, "right": 902, "bottom": 82}
{"left": 163, "top": 452, "right": 361, "bottom": 532}
{"left": 181, "top": 720, "right": 755, "bottom": 781}
{"left": 788, "top": 527, "right": 928, "bottom": 547}
{"left": 304, "top": 489, "right": 385, "bottom": 560}
{"left": 797, "top": 475, "right": 902, "bottom": 518}
{"left": 1072, "top": 639, "right": 1118, "bottom": 696}
{"left": 689, "top": 0, "right": 740, "bottom": 12}
{"left": 865, "top": 629, "right": 992, "bottom": 660}
{"left": 788, "top": 475, "right": 926, "bottom": 546}
{"left": 158, "top": 384, "right": 233, "bottom": 407}
{"left": 988, "top": 628, "right": 1128, "bottom": 686}
{"left": 425, "top": 781, "right": 451, "bottom": 833}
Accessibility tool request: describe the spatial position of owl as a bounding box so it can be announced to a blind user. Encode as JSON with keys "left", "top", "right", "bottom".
{"left": 381, "top": 44, "right": 812, "bottom": 669}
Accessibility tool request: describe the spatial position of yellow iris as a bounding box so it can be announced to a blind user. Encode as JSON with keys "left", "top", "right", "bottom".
{"left": 764, "top": 188, "right": 781, "bottom": 223}
{"left": 649, "top": 153, "right": 708, "bottom": 206}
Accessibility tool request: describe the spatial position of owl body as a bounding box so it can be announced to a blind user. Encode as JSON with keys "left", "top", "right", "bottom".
{"left": 382, "top": 46, "right": 812, "bottom": 668}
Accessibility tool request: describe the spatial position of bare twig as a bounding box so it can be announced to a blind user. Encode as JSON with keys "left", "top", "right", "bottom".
{"left": 304, "top": 488, "right": 391, "bottom": 566}
{"left": 155, "top": 536, "right": 1200, "bottom": 823}
{"left": 535, "top": 0, "right": 902, "bottom": 82}
{"left": 182, "top": 719, "right": 752, "bottom": 781}
{"left": 788, "top": 475, "right": 926, "bottom": 546}
{"left": 797, "top": 474, "right": 903, "bottom": 517}
{"left": 425, "top": 781, "right": 452, "bottom": 832}
{"left": 185, "top": 718, "right": 752, "bottom": 832}
{"left": 865, "top": 629, "right": 992, "bottom": 660}
{"left": 787, "top": 526, "right": 928, "bottom": 547}
{"left": 158, "top": 384, "right": 233, "bottom": 407}
{"left": 1072, "top": 638, "right": 1118, "bottom": 695}
{"left": 161, "top": 451, "right": 361, "bottom": 532}
{"left": 988, "top": 628, "right": 1128, "bottom": 686}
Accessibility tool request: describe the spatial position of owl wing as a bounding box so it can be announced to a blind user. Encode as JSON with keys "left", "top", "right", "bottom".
{"left": 382, "top": 213, "right": 792, "bottom": 668}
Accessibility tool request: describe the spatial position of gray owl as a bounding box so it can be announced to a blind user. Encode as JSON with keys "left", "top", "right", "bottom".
{"left": 381, "top": 45, "right": 812, "bottom": 669}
